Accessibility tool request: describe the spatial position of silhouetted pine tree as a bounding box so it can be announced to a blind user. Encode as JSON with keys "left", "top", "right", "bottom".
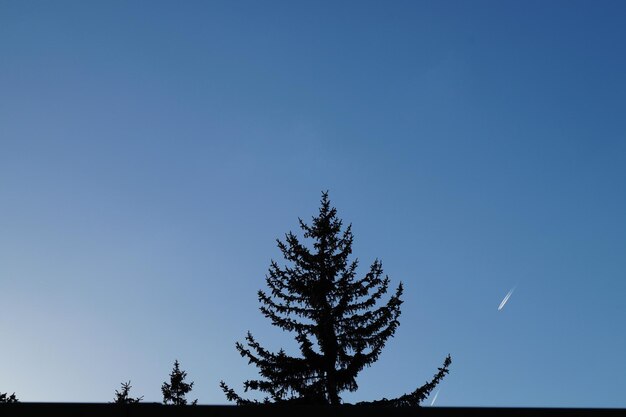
{"left": 0, "top": 392, "right": 19, "bottom": 403}
{"left": 112, "top": 381, "right": 143, "bottom": 404}
{"left": 220, "top": 192, "right": 451, "bottom": 406}
{"left": 162, "top": 360, "right": 197, "bottom": 405}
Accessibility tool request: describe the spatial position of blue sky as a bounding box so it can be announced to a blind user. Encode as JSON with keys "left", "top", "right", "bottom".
{"left": 1, "top": 0, "right": 625, "bottom": 408}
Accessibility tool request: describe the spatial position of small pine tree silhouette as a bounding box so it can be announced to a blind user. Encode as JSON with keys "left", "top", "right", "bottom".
{"left": 112, "top": 381, "right": 143, "bottom": 404}
{"left": 220, "top": 192, "right": 451, "bottom": 406}
{"left": 162, "top": 360, "right": 197, "bottom": 405}
{"left": 0, "top": 392, "right": 19, "bottom": 403}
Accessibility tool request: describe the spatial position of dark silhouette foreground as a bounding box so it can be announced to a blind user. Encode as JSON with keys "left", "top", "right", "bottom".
{"left": 1, "top": 403, "right": 624, "bottom": 417}
{"left": 112, "top": 381, "right": 143, "bottom": 404}
{"left": 0, "top": 392, "right": 18, "bottom": 403}
{"left": 221, "top": 192, "right": 451, "bottom": 405}
{"left": 162, "top": 360, "right": 197, "bottom": 406}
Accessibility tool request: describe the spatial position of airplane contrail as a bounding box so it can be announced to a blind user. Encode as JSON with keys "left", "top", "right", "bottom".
{"left": 498, "top": 286, "right": 516, "bottom": 311}
{"left": 430, "top": 389, "right": 440, "bottom": 406}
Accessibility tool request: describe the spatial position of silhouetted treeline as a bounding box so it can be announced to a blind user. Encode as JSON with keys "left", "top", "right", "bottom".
{"left": 107, "top": 359, "right": 196, "bottom": 405}
{"left": 2, "top": 192, "right": 451, "bottom": 407}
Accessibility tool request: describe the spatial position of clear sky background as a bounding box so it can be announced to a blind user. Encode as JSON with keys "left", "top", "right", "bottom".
{"left": 1, "top": 0, "right": 625, "bottom": 408}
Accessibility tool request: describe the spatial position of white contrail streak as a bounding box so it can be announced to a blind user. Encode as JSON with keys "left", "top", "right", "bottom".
{"left": 430, "top": 389, "right": 440, "bottom": 406}
{"left": 498, "top": 286, "right": 516, "bottom": 311}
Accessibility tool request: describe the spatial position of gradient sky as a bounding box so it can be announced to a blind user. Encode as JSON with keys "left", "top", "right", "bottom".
{"left": 1, "top": 0, "right": 625, "bottom": 408}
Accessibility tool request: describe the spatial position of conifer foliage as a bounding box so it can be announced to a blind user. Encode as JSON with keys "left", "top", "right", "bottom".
{"left": 112, "top": 381, "right": 143, "bottom": 404}
{"left": 162, "top": 360, "right": 197, "bottom": 405}
{"left": 220, "top": 192, "right": 451, "bottom": 405}
{"left": 0, "top": 392, "right": 19, "bottom": 403}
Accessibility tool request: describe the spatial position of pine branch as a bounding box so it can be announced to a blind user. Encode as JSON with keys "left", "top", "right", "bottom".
{"left": 357, "top": 355, "right": 452, "bottom": 407}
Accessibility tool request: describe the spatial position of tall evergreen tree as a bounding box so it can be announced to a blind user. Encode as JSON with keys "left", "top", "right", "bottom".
{"left": 220, "top": 192, "right": 451, "bottom": 406}
{"left": 112, "top": 381, "right": 143, "bottom": 404}
{"left": 162, "top": 360, "right": 197, "bottom": 405}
